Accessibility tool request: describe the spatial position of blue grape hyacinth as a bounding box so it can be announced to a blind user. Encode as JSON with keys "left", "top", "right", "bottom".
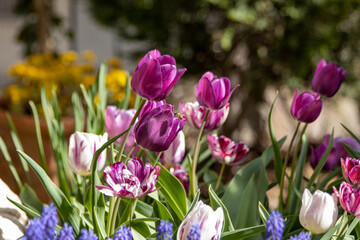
{"left": 113, "top": 225, "right": 133, "bottom": 240}
{"left": 265, "top": 210, "right": 284, "bottom": 240}
{"left": 187, "top": 223, "right": 201, "bottom": 240}
{"left": 290, "top": 232, "right": 311, "bottom": 240}
{"left": 156, "top": 220, "right": 173, "bottom": 240}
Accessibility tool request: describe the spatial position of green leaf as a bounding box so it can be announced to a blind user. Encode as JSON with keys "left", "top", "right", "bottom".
{"left": 72, "top": 92, "right": 85, "bottom": 132}
{"left": 17, "top": 151, "right": 81, "bottom": 234}
{"left": 268, "top": 91, "right": 282, "bottom": 183}
{"left": 341, "top": 123, "right": 360, "bottom": 144}
{"left": 29, "top": 101, "right": 48, "bottom": 173}
{"left": 320, "top": 222, "right": 341, "bottom": 240}
{"left": 343, "top": 143, "right": 360, "bottom": 159}
{"left": 220, "top": 225, "right": 265, "bottom": 240}
{"left": 258, "top": 202, "right": 269, "bottom": 225}
{"left": 208, "top": 185, "right": 234, "bottom": 232}
{"left": 0, "top": 137, "right": 22, "bottom": 189}
{"left": 7, "top": 197, "right": 40, "bottom": 219}
{"left": 131, "top": 221, "right": 151, "bottom": 238}
{"left": 306, "top": 129, "right": 334, "bottom": 189}
{"left": 20, "top": 184, "right": 43, "bottom": 213}
{"left": 94, "top": 206, "right": 106, "bottom": 239}
{"left": 236, "top": 175, "right": 258, "bottom": 229}
{"left": 156, "top": 164, "right": 187, "bottom": 220}
{"left": 120, "top": 71, "right": 131, "bottom": 109}
{"left": 153, "top": 199, "right": 174, "bottom": 222}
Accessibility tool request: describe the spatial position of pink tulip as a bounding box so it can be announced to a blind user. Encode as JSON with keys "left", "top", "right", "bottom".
{"left": 333, "top": 182, "right": 360, "bottom": 218}
{"left": 290, "top": 89, "right": 322, "bottom": 123}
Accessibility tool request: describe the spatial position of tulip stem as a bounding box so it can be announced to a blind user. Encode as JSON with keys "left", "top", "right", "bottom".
{"left": 336, "top": 213, "right": 354, "bottom": 240}
{"left": 215, "top": 162, "right": 226, "bottom": 192}
{"left": 137, "top": 147, "right": 144, "bottom": 159}
{"left": 107, "top": 197, "right": 121, "bottom": 236}
{"left": 116, "top": 98, "right": 146, "bottom": 162}
{"left": 190, "top": 109, "right": 210, "bottom": 199}
{"left": 124, "top": 143, "right": 136, "bottom": 165}
{"left": 285, "top": 123, "right": 308, "bottom": 213}
{"left": 278, "top": 121, "right": 301, "bottom": 212}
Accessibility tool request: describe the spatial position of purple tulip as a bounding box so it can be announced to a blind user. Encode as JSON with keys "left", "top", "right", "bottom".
{"left": 95, "top": 158, "right": 160, "bottom": 198}
{"left": 312, "top": 59, "right": 347, "bottom": 97}
{"left": 131, "top": 49, "right": 186, "bottom": 101}
{"left": 160, "top": 131, "right": 185, "bottom": 168}
{"left": 138, "top": 100, "right": 166, "bottom": 119}
{"left": 207, "top": 134, "right": 249, "bottom": 166}
{"left": 170, "top": 164, "right": 189, "bottom": 194}
{"left": 341, "top": 157, "right": 360, "bottom": 185}
{"left": 68, "top": 132, "right": 108, "bottom": 176}
{"left": 290, "top": 89, "right": 322, "bottom": 123}
{"left": 333, "top": 182, "right": 360, "bottom": 219}
{"left": 105, "top": 106, "right": 140, "bottom": 156}
{"left": 196, "top": 71, "right": 239, "bottom": 110}
{"left": 179, "top": 101, "right": 229, "bottom": 131}
{"left": 134, "top": 104, "right": 186, "bottom": 152}
{"left": 177, "top": 201, "right": 224, "bottom": 240}
{"left": 310, "top": 134, "right": 360, "bottom": 171}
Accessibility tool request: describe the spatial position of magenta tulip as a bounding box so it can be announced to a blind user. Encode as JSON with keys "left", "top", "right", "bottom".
{"left": 341, "top": 157, "right": 360, "bottom": 185}
{"left": 179, "top": 101, "right": 229, "bottom": 131}
{"left": 196, "top": 71, "right": 238, "bottom": 110}
{"left": 310, "top": 134, "right": 360, "bottom": 171}
{"left": 160, "top": 131, "right": 185, "bottom": 168}
{"left": 207, "top": 134, "right": 249, "bottom": 166}
{"left": 290, "top": 89, "right": 322, "bottom": 123}
{"left": 131, "top": 49, "right": 186, "bottom": 101}
{"left": 95, "top": 158, "right": 160, "bottom": 198}
{"left": 138, "top": 100, "right": 166, "bottom": 119}
{"left": 312, "top": 59, "right": 347, "bottom": 97}
{"left": 333, "top": 182, "right": 360, "bottom": 218}
{"left": 105, "top": 106, "right": 140, "bottom": 156}
{"left": 134, "top": 104, "right": 186, "bottom": 152}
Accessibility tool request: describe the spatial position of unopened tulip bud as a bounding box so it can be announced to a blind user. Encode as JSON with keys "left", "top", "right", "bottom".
{"left": 290, "top": 89, "right": 322, "bottom": 123}
{"left": 69, "top": 132, "right": 108, "bottom": 176}
{"left": 312, "top": 59, "right": 347, "bottom": 97}
{"left": 299, "top": 189, "right": 338, "bottom": 234}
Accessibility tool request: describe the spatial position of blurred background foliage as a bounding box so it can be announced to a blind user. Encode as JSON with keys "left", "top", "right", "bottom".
{"left": 10, "top": 0, "right": 360, "bottom": 150}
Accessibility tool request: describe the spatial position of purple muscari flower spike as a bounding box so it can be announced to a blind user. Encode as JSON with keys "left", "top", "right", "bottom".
{"left": 179, "top": 101, "right": 229, "bottom": 131}
{"left": 78, "top": 229, "right": 98, "bottom": 240}
{"left": 95, "top": 158, "right": 160, "bottom": 199}
{"left": 114, "top": 225, "right": 133, "bottom": 240}
{"left": 187, "top": 224, "right": 201, "bottom": 240}
{"left": 196, "top": 71, "right": 239, "bottom": 110}
{"left": 134, "top": 104, "right": 186, "bottom": 152}
{"left": 290, "top": 232, "right": 311, "bottom": 240}
{"left": 312, "top": 59, "right": 347, "bottom": 97}
{"left": 131, "top": 49, "right": 186, "bottom": 101}
{"left": 290, "top": 89, "right": 322, "bottom": 123}
{"left": 156, "top": 220, "right": 173, "bottom": 240}
{"left": 21, "top": 218, "right": 45, "bottom": 240}
{"left": 265, "top": 211, "right": 284, "bottom": 240}
{"left": 41, "top": 203, "right": 58, "bottom": 240}
{"left": 58, "top": 223, "right": 74, "bottom": 240}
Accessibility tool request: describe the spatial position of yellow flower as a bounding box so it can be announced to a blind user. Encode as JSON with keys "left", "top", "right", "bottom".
{"left": 108, "top": 57, "right": 122, "bottom": 69}
{"left": 61, "top": 51, "right": 78, "bottom": 65}
{"left": 4, "top": 85, "right": 22, "bottom": 105}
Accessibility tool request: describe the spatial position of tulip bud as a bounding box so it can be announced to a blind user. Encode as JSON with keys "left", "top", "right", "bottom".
{"left": 179, "top": 101, "right": 229, "bottom": 131}
{"left": 196, "top": 71, "right": 239, "bottom": 110}
{"left": 160, "top": 131, "right": 185, "bottom": 168}
{"left": 290, "top": 89, "right": 322, "bottom": 123}
{"left": 341, "top": 157, "right": 360, "bottom": 185}
{"left": 131, "top": 49, "right": 186, "bottom": 101}
{"left": 138, "top": 100, "right": 166, "bottom": 119}
{"left": 177, "top": 201, "right": 224, "bottom": 240}
{"left": 310, "top": 134, "right": 360, "bottom": 171}
{"left": 334, "top": 182, "right": 360, "bottom": 219}
{"left": 95, "top": 158, "right": 160, "bottom": 198}
{"left": 68, "top": 131, "right": 108, "bottom": 176}
{"left": 134, "top": 104, "right": 186, "bottom": 152}
{"left": 299, "top": 189, "right": 338, "bottom": 234}
{"left": 207, "top": 134, "right": 249, "bottom": 166}
{"left": 312, "top": 59, "right": 347, "bottom": 97}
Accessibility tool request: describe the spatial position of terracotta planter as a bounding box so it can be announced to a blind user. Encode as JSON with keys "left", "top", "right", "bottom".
{"left": 0, "top": 109, "right": 74, "bottom": 202}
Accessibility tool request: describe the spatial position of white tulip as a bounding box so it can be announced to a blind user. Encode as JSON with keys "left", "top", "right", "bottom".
{"left": 177, "top": 200, "right": 224, "bottom": 240}
{"left": 299, "top": 189, "right": 338, "bottom": 234}
{"left": 68, "top": 131, "right": 108, "bottom": 176}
